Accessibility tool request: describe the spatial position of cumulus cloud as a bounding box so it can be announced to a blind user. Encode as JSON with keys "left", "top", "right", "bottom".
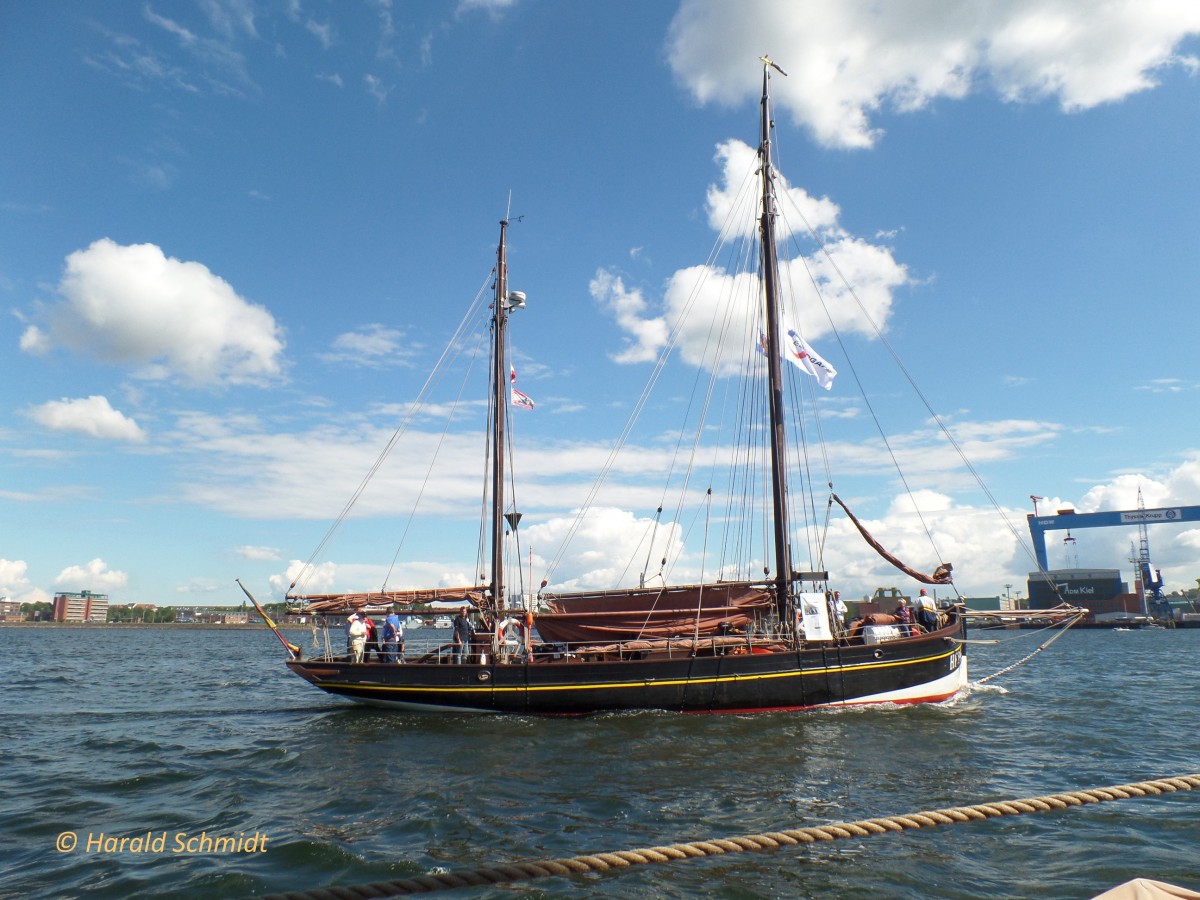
{"left": 526, "top": 507, "right": 686, "bottom": 592}
{"left": 53, "top": 558, "right": 129, "bottom": 592}
{"left": 592, "top": 139, "right": 908, "bottom": 372}
{"left": 27, "top": 395, "right": 147, "bottom": 442}
{"left": 0, "top": 559, "right": 33, "bottom": 599}
{"left": 270, "top": 560, "right": 338, "bottom": 598}
{"left": 706, "top": 139, "right": 842, "bottom": 241}
{"left": 22, "top": 239, "right": 285, "bottom": 387}
{"left": 667, "top": 0, "right": 1200, "bottom": 148}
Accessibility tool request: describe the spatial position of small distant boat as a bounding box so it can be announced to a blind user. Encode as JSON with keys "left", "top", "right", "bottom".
{"left": 432, "top": 616, "right": 453, "bottom": 629}
{"left": 405, "top": 617, "right": 425, "bottom": 630}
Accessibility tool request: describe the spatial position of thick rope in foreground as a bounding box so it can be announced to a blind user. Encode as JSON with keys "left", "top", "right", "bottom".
{"left": 257, "top": 774, "right": 1200, "bottom": 900}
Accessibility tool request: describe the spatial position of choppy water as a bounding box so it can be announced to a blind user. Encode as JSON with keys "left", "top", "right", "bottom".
{"left": 3, "top": 624, "right": 1198, "bottom": 899}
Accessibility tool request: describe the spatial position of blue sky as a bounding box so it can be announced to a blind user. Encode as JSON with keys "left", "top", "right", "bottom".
{"left": 4, "top": 0, "right": 1200, "bottom": 607}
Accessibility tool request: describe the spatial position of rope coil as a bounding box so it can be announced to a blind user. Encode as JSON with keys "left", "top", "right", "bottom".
{"left": 257, "top": 774, "right": 1200, "bottom": 899}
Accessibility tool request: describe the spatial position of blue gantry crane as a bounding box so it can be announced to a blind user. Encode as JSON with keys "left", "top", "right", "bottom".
{"left": 1026, "top": 502, "right": 1200, "bottom": 571}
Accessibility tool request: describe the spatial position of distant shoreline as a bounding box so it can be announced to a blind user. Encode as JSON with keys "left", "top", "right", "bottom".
{"left": 0, "top": 622, "right": 309, "bottom": 631}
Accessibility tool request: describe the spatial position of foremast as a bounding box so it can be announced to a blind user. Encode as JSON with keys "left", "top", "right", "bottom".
{"left": 757, "top": 61, "right": 795, "bottom": 628}
{"left": 490, "top": 218, "right": 511, "bottom": 633}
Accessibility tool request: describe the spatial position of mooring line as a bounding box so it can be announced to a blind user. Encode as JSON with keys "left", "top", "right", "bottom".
{"left": 256, "top": 774, "right": 1200, "bottom": 899}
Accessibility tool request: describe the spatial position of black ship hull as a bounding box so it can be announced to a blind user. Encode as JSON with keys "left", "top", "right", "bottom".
{"left": 285, "top": 619, "right": 968, "bottom": 715}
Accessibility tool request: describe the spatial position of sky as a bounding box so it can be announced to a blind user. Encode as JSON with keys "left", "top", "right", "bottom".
{"left": 4, "top": 0, "right": 1200, "bottom": 608}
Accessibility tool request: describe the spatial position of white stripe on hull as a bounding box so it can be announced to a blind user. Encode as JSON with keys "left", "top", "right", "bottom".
{"left": 838, "top": 657, "right": 969, "bottom": 706}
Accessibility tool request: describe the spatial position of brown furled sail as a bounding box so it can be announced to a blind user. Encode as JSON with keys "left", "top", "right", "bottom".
{"left": 830, "top": 493, "right": 953, "bottom": 585}
{"left": 289, "top": 587, "right": 487, "bottom": 615}
{"left": 535, "top": 583, "right": 772, "bottom": 644}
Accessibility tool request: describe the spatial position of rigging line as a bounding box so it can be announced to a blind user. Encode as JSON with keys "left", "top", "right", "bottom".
{"left": 780, "top": 359, "right": 824, "bottom": 570}
{"left": 710, "top": 217, "right": 764, "bottom": 578}
{"left": 541, "top": 162, "right": 760, "bottom": 586}
{"left": 771, "top": 192, "right": 952, "bottom": 575}
{"left": 660, "top": 237, "right": 754, "bottom": 584}
{"left": 718, "top": 328, "right": 761, "bottom": 579}
{"left": 293, "top": 271, "right": 495, "bottom": 594}
{"left": 640, "top": 172, "right": 761, "bottom": 585}
{"left": 504, "top": 377, "right": 525, "bottom": 602}
{"left": 381, "top": 320, "right": 490, "bottom": 591}
{"left": 476, "top": 318, "right": 499, "bottom": 586}
{"left": 635, "top": 507, "right": 663, "bottom": 588}
{"left": 692, "top": 487, "right": 714, "bottom": 643}
{"left": 767, "top": 123, "right": 945, "bottom": 566}
{"left": 974, "top": 611, "right": 1086, "bottom": 684}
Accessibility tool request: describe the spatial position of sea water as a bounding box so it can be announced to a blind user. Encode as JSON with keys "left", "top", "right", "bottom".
{"left": 2, "top": 625, "right": 1198, "bottom": 899}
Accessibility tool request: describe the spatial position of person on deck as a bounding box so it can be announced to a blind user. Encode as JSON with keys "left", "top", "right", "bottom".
{"left": 451, "top": 606, "right": 473, "bottom": 664}
{"left": 828, "top": 591, "right": 848, "bottom": 636}
{"left": 914, "top": 588, "right": 939, "bottom": 632}
{"left": 383, "top": 611, "right": 404, "bottom": 663}
{"left": 347, "top": 612, "right": 367, "bottom": 663}
{"left": 893, "top": 598, "right": 913, "bottom": 634}
{"left": 363, "top": 614, "right": 379, "bottom": 661}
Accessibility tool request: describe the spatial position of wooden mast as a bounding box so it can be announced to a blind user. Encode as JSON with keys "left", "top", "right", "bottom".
{"left": 490, "top": 218, "right": 510, "bottom": 631}
{"left": 757, "top": 62, "right": 794, "bottom": 626}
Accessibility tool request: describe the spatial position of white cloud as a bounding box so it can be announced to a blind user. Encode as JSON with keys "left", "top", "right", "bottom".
{"left": 175, "top": 578, "right": 222, "bottom": 595}
{"left": 526, "top": 507, "right": 686, "bottom": 592}
{"left": 0, "top": 559, "right": 33, "bottom": 598}
{"left": 270, "top": 560, "right": 338, "bottom": 598}
{"left": 667, "top": 0, "right": 1200, "bottom": 148}
{"left": 306, "top": 17, "right": 334, "bottom": 49}
{"left": 319, "top": 324, "right": 416, "bottom": 368}
{"left": 236, "top": 545, "right": 281, "bottom": 561}
{"left": 54, "top": 558, "right": 129, "bottom": 592}
{"left": 588, "top": 270, "right": 669, "bottom": 364}
{"left": 23, "top": 239, "right": 285, "bottom": 387}
{"left": 707, "top": 139, "right": 842, "bottom": 241}
{"left": 27, "top": 395, "right": 147, "bottom": 442}
{"left": 592, "top": 138, "right": 909, "bottom": 373}
{"left": 267, "top": 557, "right": 476, "bottom": 600}
{"left": 457, "top": 0, "right": 517, "bottom": 17}
{"left": 364, "top": 73, "right": 389, "bottom": 102}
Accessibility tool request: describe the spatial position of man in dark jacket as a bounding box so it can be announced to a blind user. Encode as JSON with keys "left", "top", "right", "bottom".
{"left": 451, "top": 607, "right": 473, "bottom": 664}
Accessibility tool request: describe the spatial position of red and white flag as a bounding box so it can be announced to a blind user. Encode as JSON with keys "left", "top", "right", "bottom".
{"left": 511, "top": 388, "right": 535, "bottom": 410}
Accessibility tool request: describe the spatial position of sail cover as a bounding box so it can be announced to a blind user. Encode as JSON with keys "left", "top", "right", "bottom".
{"left": 535, "top": 583, "right": 772, "bottom": 643}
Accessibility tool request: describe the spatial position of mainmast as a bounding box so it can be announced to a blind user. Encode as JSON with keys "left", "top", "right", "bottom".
{"left": 490, "top": 218, "right": 510, "bottom": 620}
{"left": 757, "top": 60, "right": 794, "bottom": 623}
{"left": 488, "top": 215, "right": 526, "bottom": 630}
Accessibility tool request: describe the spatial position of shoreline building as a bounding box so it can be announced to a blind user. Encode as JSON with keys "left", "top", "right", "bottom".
{"left": 52, "top": 590, "right": 109, "bottom": 623}
{"left": 1026, "top": 568, "right": 1143, "bottom": 622}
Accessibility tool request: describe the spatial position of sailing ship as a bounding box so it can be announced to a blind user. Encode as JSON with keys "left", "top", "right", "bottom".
{"left": 249, "top": 59, "right": 970, "bottom": 713}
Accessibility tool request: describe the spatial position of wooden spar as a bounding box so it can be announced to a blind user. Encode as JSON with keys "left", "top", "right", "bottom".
{"left": 491, "top": 218, "right": 509, "bottom": 637}
{"left": 237, "top": 578, "right": 302, "bottom": 658}
{"left": 758, "top": 63, "right": 794, "bottom": 624}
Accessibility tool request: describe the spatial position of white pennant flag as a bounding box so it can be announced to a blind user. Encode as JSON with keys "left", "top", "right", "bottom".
{"left": 784, "top": 329, "right": 837, "bottom": 390}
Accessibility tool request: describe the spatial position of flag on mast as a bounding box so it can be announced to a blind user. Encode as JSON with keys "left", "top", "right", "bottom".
{"left": 511, "top": 388, "right": 534, "bottom": 410}
{"left": 784, "top": 329, "right": 837, "bottom": 390}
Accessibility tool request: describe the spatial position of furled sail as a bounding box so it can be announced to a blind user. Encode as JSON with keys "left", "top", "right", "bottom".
{"left": 831, "top": 494, "right": 953, "bottom": 585}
